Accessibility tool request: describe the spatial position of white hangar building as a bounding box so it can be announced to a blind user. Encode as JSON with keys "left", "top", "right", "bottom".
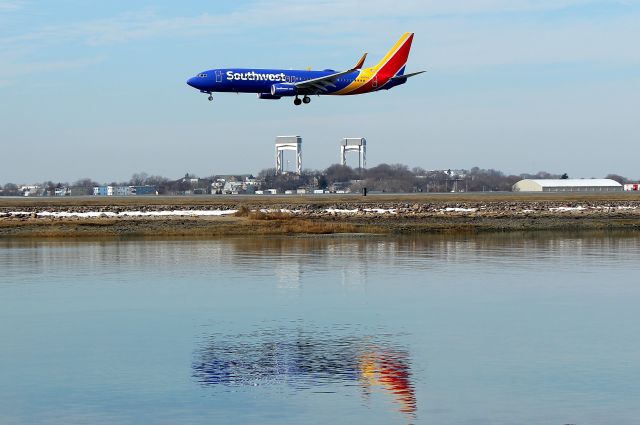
{"left": 512, "top": 179, "right": 623, "bottom": 192}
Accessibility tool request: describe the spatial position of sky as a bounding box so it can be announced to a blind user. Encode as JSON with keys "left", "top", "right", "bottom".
{"left": 1, "top": 0, "right": 639, "bottom": 184}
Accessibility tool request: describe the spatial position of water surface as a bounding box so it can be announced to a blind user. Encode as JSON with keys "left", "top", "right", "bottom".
{"left": 1, "top": 234, "right": 640, "bottom": 424}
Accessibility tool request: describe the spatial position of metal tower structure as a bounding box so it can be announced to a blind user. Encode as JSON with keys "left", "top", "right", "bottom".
{"left": 275, "top": 136, "right": 302, "bottom": 175}
{"left": 340, "top": 138, "right": 366, "bottom": 169}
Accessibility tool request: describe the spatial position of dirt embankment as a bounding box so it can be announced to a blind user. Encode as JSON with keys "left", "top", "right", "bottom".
{"left": 2, "top": 193, "right": 640, "bottom": 238}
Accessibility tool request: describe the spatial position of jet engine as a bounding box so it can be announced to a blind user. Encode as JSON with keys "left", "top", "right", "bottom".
{"left": 270, "top": 83, "right": 297, "bottom": 96}
{"left": 257, "top": 93, "right": 282, "bottom": 100}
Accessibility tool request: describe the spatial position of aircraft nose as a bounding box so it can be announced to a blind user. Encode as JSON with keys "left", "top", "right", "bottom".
{"left": 187, "top": 77, "right": 197, "bottom": 88}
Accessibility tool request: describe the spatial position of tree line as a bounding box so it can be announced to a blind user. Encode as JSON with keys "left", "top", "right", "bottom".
{"left": 0, "top": 167, "right": 635, "bottom": 196}
{"left": 259, "top": 165, "right": 634, "bottom": 193}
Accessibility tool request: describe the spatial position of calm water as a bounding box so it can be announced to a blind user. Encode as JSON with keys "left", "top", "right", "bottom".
{"left": 1, "top": 234, "right": 640, "bottom": 425}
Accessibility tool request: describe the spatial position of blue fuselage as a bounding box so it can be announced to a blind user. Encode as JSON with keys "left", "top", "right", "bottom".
{"left": 186, "top": 68, "right": 404, "bottom": 97}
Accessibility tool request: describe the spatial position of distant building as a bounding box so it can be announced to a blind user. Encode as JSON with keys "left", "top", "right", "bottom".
{"left": 328, "top": 181, "right": 352, "bottom": 193}
{"left": 20, "top": 185, "right": 41, "bottom": 197}
{"left": 54, "top": 187, "right": 70, "bottom": 196}
{"left": 113, "top": 186, "right": 129, "bottom": 196}
{"left": 210, "top": 175, "right": 259, "bottom": 195}
{"left": 129, "top": 185, "right": 157, "bottom": 195}
{"left": 624, "top": 183, "right": 640, "bottom": 191}
{"left": 513, "top": 179, "right": 623, "bottom": 192}
{"left": 93, "top": 185, "right": 156, "bottom": 196}
{"left": 223, "top": 181, "right": 245, "bottom": 194}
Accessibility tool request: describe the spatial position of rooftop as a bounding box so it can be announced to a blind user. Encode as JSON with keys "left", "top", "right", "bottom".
{"left": 522, "top": 179, "right": 622, "bottom": 187}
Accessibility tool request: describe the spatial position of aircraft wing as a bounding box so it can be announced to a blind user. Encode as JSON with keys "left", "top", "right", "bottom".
{"left": 294, "top": 53, "right": 367, "bottom": 94}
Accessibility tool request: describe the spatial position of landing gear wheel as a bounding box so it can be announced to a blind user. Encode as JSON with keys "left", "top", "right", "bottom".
{"left": 208, "top": 95, "right": 213, "bottom": 101}
{"left": 294, "top": 97, "right": 302, "bottom": 106}
{"left": 303, "top": 96, "right": 311, "bottom": 104}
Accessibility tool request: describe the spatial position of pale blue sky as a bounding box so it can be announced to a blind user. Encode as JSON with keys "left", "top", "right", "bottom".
{"left": 1, "top": 0, "right": 639, "bottom": 183}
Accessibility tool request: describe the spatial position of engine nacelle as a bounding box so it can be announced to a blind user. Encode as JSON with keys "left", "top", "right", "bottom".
{"left": 270, "top": 83, "right": 297, "bottom": 97}
{"left": 257, "top": 93, "right": 282, "bottom": 100}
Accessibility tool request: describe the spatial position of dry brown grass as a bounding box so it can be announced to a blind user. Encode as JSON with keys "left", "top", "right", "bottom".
{"left": 233, "top": 206, "right": 251, "bottom": 217}
{"left": 248, "top": 211, "right": 293, "bottom": 220}
{"left": 0, "top": 215, "right": 387, "bottom": 238}
{"left": 234, "top": 207, "right": 294, "bottom": 221}
{"left": 236, "top": 210, "right": 384, "bottom": 234}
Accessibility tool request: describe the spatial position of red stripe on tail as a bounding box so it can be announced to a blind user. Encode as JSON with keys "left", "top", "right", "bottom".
{"left": 348, "top": 34, "right": 414, "bottom": 95}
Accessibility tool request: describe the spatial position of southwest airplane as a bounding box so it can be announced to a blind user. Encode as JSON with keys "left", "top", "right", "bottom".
{"left": 186, "top": 32, "right": 424, "bottom": 105}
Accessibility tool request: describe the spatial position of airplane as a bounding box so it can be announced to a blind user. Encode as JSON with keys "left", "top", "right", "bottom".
{"left": 186, "top": 32, "right": 424, "bottom": 105}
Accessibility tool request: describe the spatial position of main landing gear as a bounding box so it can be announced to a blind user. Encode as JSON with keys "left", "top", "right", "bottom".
{"left": 294, "top": 96, "right": 311, "bottom": 106}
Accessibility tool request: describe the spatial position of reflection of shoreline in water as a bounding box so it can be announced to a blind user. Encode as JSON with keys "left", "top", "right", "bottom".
{"left": 3, "top": 233, "right": 639, "bottom": 281}
{"left": 192, "top": 329, "right": 416, "bottom": 418}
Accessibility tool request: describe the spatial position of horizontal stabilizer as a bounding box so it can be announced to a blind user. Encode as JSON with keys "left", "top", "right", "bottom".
{"left": 391, "top": 70, "right": 426, "bottom": 80}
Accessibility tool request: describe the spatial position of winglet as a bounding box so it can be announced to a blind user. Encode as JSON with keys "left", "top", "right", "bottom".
{"left": 354, "top": 52, "right": 367, "bottom": 70}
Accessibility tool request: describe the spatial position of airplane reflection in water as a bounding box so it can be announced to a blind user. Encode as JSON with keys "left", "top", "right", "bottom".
{"left": 192, "top": 329, "right": 416, "bottom": 419}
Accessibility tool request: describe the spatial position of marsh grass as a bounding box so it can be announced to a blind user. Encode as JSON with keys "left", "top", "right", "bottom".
{"left": 0, "top": 215, "right": 386, "bottom": 237}
{"left": 234, "top": 206, "right": 295, "bottom": 221}
{"left": 238, "top": 209, "right": 382, "bottom": 234}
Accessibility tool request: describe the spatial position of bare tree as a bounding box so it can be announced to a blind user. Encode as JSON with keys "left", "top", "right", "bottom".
{"left": 605, "top": 174, "right": 628, "bottom": 184}
{"left": 2, "top": 183, "right": 19, "bottom": 196}
{"left": 323, "top": 164, "right": 358, "bottom": 185}
{"left": 130, "top": 172, "right": 149, "bottom": 186}
{"left": 73, "top": 178, "right": 100, "bottom": 195}
{"left": 363, "top": 164, "right": 415, "bottom": 192}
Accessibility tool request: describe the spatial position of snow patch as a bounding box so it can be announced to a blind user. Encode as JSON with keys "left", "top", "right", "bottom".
{"left": 323, "top": 208, "right": 396, "bottom": 214}
{"left": 363, "top": 208, "right": 397, "bottom": 214}
{"left": 8, "top": 210, "right": 238, "bottom": 218}
{"left": 118, "top": 210, "right": 237, "bottom": 217}
{"left": 258, "top": 209, "right": 301, "bottom": 214}
{"left": 548, "top": 206, "right": 587, "bottom": 212}
{"left": 325, "top": 208, "right": 359, "bottom": 214}
{"left": 441, "top": 208, "right": 478, "bottom": 213}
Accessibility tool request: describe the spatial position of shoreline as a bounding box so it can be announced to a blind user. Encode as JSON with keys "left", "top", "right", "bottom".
{"left": 2, "top": 193, "right": 640, "bottom": 238}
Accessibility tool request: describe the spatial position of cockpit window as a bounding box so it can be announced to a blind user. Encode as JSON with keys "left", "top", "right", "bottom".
{"left": 198, "top": 73, "right": 207, "bottom": 78}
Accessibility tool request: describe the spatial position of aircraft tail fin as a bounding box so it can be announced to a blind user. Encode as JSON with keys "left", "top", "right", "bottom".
{"left": 373, "top": 33, "right": 414, "bottom": 77}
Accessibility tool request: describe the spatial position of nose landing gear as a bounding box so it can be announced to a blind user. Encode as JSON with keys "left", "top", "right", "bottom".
{"left": 208, "top": 94, "right": 213, "bottom": 101}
